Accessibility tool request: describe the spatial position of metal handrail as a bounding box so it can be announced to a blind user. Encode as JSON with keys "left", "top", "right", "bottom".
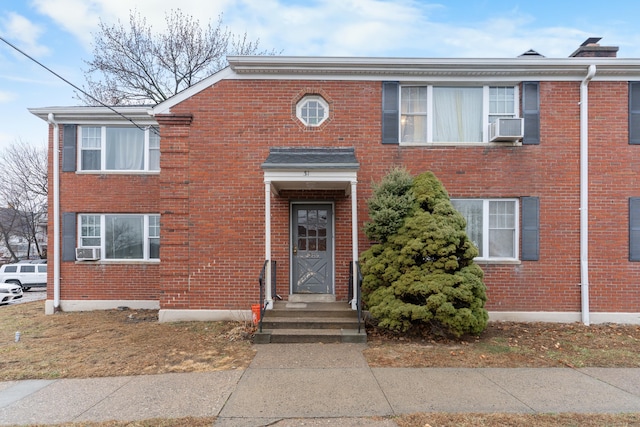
{"left": 349, "top": 260, "right": 364, "bottom": 333}
{"left": 258, "top": 260, "right": 268, "bottom": 333}
{"left": 258, "top": 260, "right": 276, "bottom": 333}
{"left": 356, "top": 261, "right": 363, "bottom": 333}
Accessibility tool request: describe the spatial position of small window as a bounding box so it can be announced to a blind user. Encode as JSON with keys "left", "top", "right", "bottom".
{"left": 20, "top": 265, "right": 35, "bottom": 273}
{"left": 38, "top": 265, "right": 47, "bottom": 273}
{"left": 452, "top": 199, "right": 519, "bottom": 260}
{"left": 4, "top": 265, "right": 17, "bottom": 273}
{"left": 296, "top": 96, "right": 329, "bottom": 127}
{"left": 78, "top": 214, "right": 160, "bottom": 261}
{"left": 79, "top": 126, "right": 160, "bottom": 172}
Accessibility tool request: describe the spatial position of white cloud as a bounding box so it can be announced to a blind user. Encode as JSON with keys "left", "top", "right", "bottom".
{"left": 0, "top": 12, "right": 49, "bottom": 57}
{"left": 28, "top": 0, "right": 640, "bottom": 59}
{"left": 0, "top": 91, "right": 16, "bottom": 104}
{"left": 30, "top": 0, "right": 235, "bottom": 49}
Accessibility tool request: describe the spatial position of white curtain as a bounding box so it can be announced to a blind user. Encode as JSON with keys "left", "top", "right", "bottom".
{"left": 451, "top": 199, "right": 484, "bottom": 257}
{"left": 433, "top": 87, "right": 482, "bottom": 142}
{"left": 106, "top": 128, "right": 144, "bottom": 170}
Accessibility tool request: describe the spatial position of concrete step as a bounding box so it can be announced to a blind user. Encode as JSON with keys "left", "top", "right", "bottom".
{"left": 254, "top": 328, "right": 367, "bottom": 344}
{"left": 260, "top": 316, "right": 360, "bottom": 330}
{"left": 269, "top": 301, "right": 356, "bottom": 318}
{"left": 254, "top": 300, "right": 367, "bottom": 344}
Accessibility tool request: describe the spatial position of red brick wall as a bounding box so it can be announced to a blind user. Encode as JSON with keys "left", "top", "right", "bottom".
{"left": 48, "top": 125, "right": 161, "bottom": 302}
{"left": 588, "top": 82, "right": 640, "bottom": 311}
{"left": 50, "top": 78, "right": 640, "bottom": 314}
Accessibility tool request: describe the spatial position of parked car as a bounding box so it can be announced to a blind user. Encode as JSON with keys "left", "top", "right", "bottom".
{"left": 0, "top": 262, "right": 47, "bottom": 291}
{"left": 0, "top": 282, "right": 22, "bottom": 304}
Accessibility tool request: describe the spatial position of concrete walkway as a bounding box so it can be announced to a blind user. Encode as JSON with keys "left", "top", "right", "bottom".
{"left": 1, "top": 343, "right": 640, "bottom": 426}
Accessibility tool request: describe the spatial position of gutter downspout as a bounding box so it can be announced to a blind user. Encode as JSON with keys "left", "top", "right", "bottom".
{"left": 580, "top": 64, "right": 596, "bottom": 325}
{"left": 47, "top": 113, "right": 61, "bottom": 311}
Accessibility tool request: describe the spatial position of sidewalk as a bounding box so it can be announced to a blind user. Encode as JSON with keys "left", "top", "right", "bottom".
{"left": 2, "top": 343, "right": 640, "bottom": 426}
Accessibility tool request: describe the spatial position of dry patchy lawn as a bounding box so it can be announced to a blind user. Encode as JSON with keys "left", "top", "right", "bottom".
{"left": 4, "top": 301, "right": 640, "bottom": 427}
{"left": 0, "top": 302, "right": 255, "bottom": 380}
{"left": 365, "top": 320, "right": 640, "bottom": 368}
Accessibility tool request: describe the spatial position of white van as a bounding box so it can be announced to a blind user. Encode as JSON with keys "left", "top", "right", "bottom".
{"left": 0, "top": 261, "right": 47, "bottom": 291}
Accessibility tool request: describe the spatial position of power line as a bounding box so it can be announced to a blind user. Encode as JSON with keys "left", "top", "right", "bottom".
{"left": 0, "top": 35, "right": 159, "bottom": 135}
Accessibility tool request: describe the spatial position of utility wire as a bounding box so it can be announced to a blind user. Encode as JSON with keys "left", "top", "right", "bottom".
{"left": 0, "top": 35, "right": 159, "bottom": 135}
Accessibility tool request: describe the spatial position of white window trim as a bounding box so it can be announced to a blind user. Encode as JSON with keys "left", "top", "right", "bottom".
{"left": 78, "top": 213, "right": 160, "bottom": 262}
{"left": 400, "top": 85, "right": 519, "bottom": 146}
{"left": 296, "top": 95, "right": 329, "bottom": 127}
{"left": 452, "top": 198, "right": 520, "bottom": 262}
{"left": 77, "top": 125, "right": 160, "bottom": 173}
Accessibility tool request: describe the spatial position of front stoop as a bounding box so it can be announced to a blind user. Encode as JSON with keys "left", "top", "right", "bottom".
{"left": 253, "top": 300, "right": 367, "bottom": 344}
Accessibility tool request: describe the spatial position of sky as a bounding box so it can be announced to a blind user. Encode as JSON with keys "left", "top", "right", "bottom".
{"left": 1, "top": 0, "right": 640, "bottom": 150}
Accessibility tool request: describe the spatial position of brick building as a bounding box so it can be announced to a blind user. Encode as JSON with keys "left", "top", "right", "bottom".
{"left": 30, "top": 39, "right": 640, "bottom": 325}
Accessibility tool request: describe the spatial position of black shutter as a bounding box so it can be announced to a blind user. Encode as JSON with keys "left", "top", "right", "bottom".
{"left": 382, "top": 81, "right": 399, "bottom": 144}
{"left": 630, "top": 198, "right": 640, "bottom": 261}
{"left": 62, "top": 124, "right": 77, "bottom": 172}
{"left": 522, "top": 82, "right": 540, "bottom": 145}
{"left": 521, "top": 197, "right": 540, "bottom": 261}
{"left": 62, "top": 212, "right": 76, "bottom": 262}
{"left": 629, "top": 82, "right": 640, "bottom": 145}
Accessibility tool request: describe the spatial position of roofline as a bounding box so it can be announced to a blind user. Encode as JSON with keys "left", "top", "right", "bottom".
{"left": 32, "top": 56, "right": 640, "bottom": 118}
{"left": 225, "top": 55, "right": 640, "bottom": 77}
{"left": 29, "top": 106, "right": 156, "bottom": 125}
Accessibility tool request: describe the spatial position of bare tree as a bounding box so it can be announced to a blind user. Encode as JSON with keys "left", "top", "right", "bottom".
{"left": 79, "top": 9, "right": 278, "bottom": 105}
{"left": 0, "top": 141, "right": 48, "bottom": 260}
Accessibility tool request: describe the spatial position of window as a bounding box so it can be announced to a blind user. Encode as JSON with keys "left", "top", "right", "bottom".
{"left": 79, "top": 214, "right": 160, "bottom": 261}
{"left": 3, "top": 266, "right": 16, "bottom": 273}
{"left": 20, "top": 265, "right": 35, "bottom": 273}
{"left": 452, "top": 199, "right": 519, "bottom": 260}
{"left": 400, "top": 85, "right": 517, "bottom": 144}
{"left": 296, "top": 96, "right": 329, "bottom": 126}
{"left": 79, "top": 126, "right": 160, "bottom": 172}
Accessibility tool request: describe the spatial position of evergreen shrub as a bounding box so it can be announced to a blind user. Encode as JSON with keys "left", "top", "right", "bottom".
{"left": 360, "top": 170, "right": 488, "bottom": 337}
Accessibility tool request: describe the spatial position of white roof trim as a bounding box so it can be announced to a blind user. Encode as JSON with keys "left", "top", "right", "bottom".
{"left": 152, "top": 56, "right": 640, "bottom": 115}
{"left": 264, "top": 169, "right": 358, "bottom": 196}
{"left": 29, "top": 106, "right": 156, "bottom": 124}
{"left": 32, "top": 56, "right": 640, "bottom": 121}
{"left": 152, "top": 67, "right": 236, "bottom": 115}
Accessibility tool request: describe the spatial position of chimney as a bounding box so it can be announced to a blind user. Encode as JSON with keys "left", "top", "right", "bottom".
{"left": 570, "top": 37, "right": 618, "bottom": 58}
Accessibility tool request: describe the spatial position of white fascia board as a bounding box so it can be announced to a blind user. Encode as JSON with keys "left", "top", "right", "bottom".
{"left": 227, "top": 56, "right": 640, "bottom": 82}
{"left": 29, "top": 106, "right": 156, "bottom": 125}
{"left": 264, "top": 169, "right": 357, "bottom": 183}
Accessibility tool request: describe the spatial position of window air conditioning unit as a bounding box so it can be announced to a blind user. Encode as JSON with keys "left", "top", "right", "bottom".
{"left": 75, "top": 247, "right": 101, "bottom": 261}
{"left": 490, "top": 118, "right": 524, "bottom": 142}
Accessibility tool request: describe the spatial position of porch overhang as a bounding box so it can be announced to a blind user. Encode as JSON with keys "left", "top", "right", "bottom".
{"left": 262, "top": 147, "right": 359, "bottom": 195}
{"left": 261, "top": 147, "right": 361, "bottom": 310}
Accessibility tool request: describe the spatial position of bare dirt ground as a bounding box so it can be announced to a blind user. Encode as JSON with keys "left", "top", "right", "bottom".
{"left": 3, "top": 301, "right": 640, "bottom": 426}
